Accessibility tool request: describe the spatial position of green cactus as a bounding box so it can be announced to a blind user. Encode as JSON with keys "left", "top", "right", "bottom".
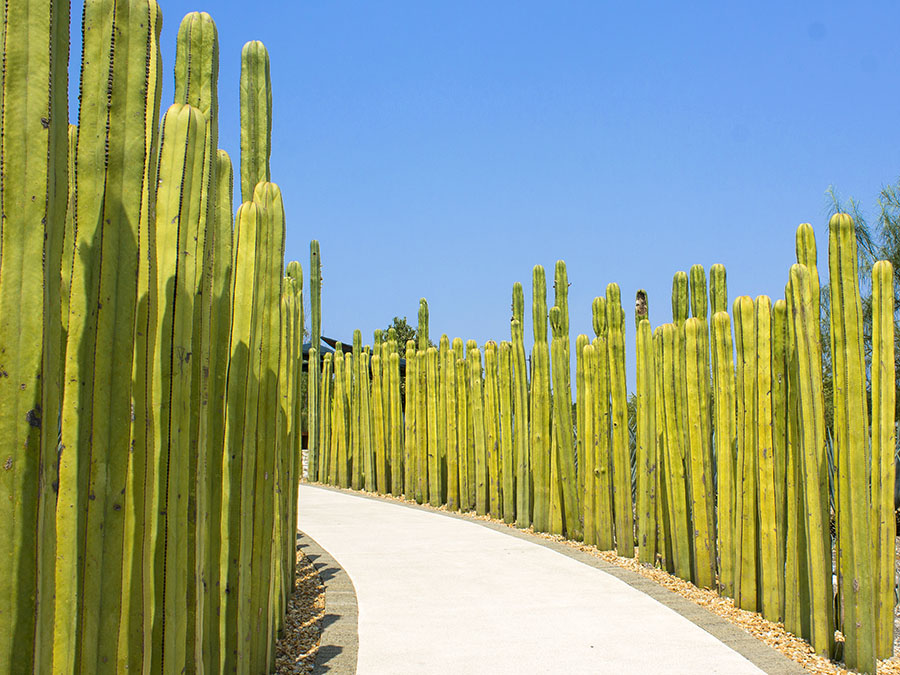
{"left": 439, "top": 335, "right": 451, "bottom": 500}
{"left": 372, "top": 354, "right": 387, "bottom": 494}
{"left": 240, "top": 40, "right": 271, "bottom": 202}
{"left": 787, "top": 263, "right": 835, "bottom": 658}
{"left": 404, "top": 340, "right": 416, "bottom": 497}
{"left": 659, "top": 323, "right": 691, "bottom": 579}
{"left": 360, "top": 350, "right": 374, "bottom": 492}
{"left": 511, "top": 284, "right": 531, "bottom": 528}
{"left": 499, "top": 342, "right": 516, "bottom": 523}
{"left": 772, "top": 298, "right": 789, "bottom": 622}
{"left": 427, "top": 346, "right": 443, "bottom": 506}
{"left": 582, "top": 343, "right": 598, "bottom": 547}
{"left": 828, "top": 214, "right": 875, "bottom": 672}
{"left": 550, "top": 306, "right": 581, "bottom": 540}
{"left": 221, "top": 201, "right": 262, "bottom": 671}
{"left": 712, "top": 311, "right": 736, "bottom": 597}
{"left": 710, "top": 264, "right": 727, "bottom": 314}
{"left": 390, "top": 352, "right": 404, "bottom": 496}
{"left": 635, "top": 316, "right": 657, "bottom": 564}
{"left": 575, "top": 332, "right": 589, "bottom": 504}
{"left": 654, "top": 326, "right": 675, "bottom": 572}
{"left": 309, "top": 240, "right": 321, "bottom": 482}
{"left": 418, "top": 298, "right": 430, "bottom": 350}
{"left": 531, "top": 266, "right": 551, "bottom": 532}
{"left": 351, "top": 330, "right": 363, "bottom": 490}
{"left": 444, "top": 345, "right": 460, "bottom": 510}
{"left": 672, "top": 271, "right": 689, "bottom": 323}
{"left": 456, "top": 350, "right": 471, "bottom": 511}
{"left": 334, "top": 346, "right": 350, "bottom": 490}
{"left": 871, "top": 260, "right": 895, "bottom": 659}
{"left": 683, "top": 318, "right": 716, "bottom": 588}
{"left": 416, "top": 350, "right": 428, "bottom": 504}
{"left": 484, "top": 342, "right": 501, "bottom": 515}
{"left": 754, "top": 296, "right": 782, "bottom": 621}
{"left": 0, "top": 0, "right": 69, "bottom": 670}
{"left": 732, "top": 295, "right": 758, "bottom": 611}
{"left": 592, "top": 297, "right": 614, "bottom": 551}
{"left": 606, "top": 285, "right": 631, "bottom": 555}
{"left": 468, "top": 348, "right": 488, "bottom": 515}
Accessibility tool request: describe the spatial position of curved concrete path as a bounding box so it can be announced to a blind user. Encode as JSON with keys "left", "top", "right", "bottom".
{"left": 298, "top": 484, "right": 799, "bottom": 675}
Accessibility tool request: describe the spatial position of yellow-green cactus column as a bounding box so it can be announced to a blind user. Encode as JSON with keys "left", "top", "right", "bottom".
{"left": 0, "top": 0, "right": 69, "bottom": 670}
{"left": 592, "top": 297, "right": 614, "bottom": 550}
{"left": 360, "top": 351, "right": 375, "bottom": 492}
{"left": 372, "top": 354, "right": 387, "bottom": 493}
{"left": 308, "top": 241, "right": 322, "bottom": 483}
{"left": 240, "top": 40, "right": 271, "bottom": 202}
{"left": 582, "top": 344, "right": 598, "bottom": 547}
{"left": 351, "top": 331, "right": 363, "bottom": 490}
{"left": 871, "top": 260, "right": 896, "bottom": 660}
{"left": 755, "top": 296, "right": 782, "bottom": 622}
{"left": 654, "top": 326, "right": 675, "bottom": 571}
{"left": 427, "top": 347, "right": 442, "bottom": 505}
{"left": 575, "top": 332, "right": 589, "bottom": 504}
{"left": 484, "top": 342, "right": 501, "bottom": 515}
{"left": 828, "top": 213, "right": 875, "bottom": 673}
{"left": 635, "top": 292, "right": 657, "bottom": 563}
{"left": 788, "top": 262, "right": 835, "bottom": 658}
{"left": 684, "top": 317, "right": 716, "bottom": 588}
{"left": 531, "top": 266, "right": 552, "bottom": 531}
{"left": 712, "top": 311, "right": 736, "bottom": 597}
{"left": 444, "top": 345, "right": 460, "bottom": 510}
{"left": 511, "top": 283, "right": 531, "bottom": 528}
{"left": 416, "top": 350, "right": 428, "bottom": 504}
{"left": 318, "top": 354, "right": 333, "bottom": 484}
{"left": 390, "top": 351, "right": 404, "bottom": 497}
{"left": 771, "top": 298, "right": 789, "bottom": 623}
{"left": 732, "top": 295, "right": 758, "bottom": 611}
{"left": 499, "top": 342, "right": 516, "bottom": 523}
{"left": 469, "top": 347, "right": 488, "bottom": 515}
{"left": 456, "top": 347, "right": 472, "bottom": 511}
{"left": 606, "top": 285, "right": 631, "bottom": 555}
{"left": 404, "top": 340, "right": 416, "bottom": 497}
{"left": 550, "top": 306, "right": 581, "bottom": 540}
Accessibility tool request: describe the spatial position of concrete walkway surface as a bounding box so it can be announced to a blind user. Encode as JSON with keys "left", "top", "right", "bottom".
{"left": 298, "top": 484, "right": 797, "bottom": 675}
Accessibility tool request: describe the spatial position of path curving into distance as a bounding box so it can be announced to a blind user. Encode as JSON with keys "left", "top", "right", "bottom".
{"left": 298, "top": 484, "right": 800, "bottom": 675}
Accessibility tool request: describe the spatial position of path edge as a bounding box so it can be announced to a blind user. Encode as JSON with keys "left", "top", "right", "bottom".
{"left": 297, "top": 529, "right": 359, "bottom": 675}
{"left": 303, "top": 482, "right": 805, "bottom": 675}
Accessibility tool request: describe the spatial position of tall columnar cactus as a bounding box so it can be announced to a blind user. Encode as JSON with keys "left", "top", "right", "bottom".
{"left": 654, "top": 326, "right": 675, "bottom": 571}
{"left": 635, "top": 308, "right": 657, "bottom": 564}
{"left": 499, "top": 342, "right": 516, "bottom": 523}
{"left": 684, "top": 317, "right": 716, "bottom": 588}
{"left": 404, "top": 340, "right": 416, "bottom": 496}
{"left": 712, "top": 311, "right": 736, "bottom": 597}
{"left": 418, "top": 298, "right": 430, "bottom": 350}
{"left": 582, "top": 344, "right": 598, "bottom": 546}
{"left": 455, "top": 345, "right": 472, "bottom": 511}
{"left": 416, "top": 350, "right": 428, "bottom": 504}
{"left": 443, "top": 345, "right": 459, "bottom": 509}
{"left": 732, "top": 295, "right": 758, "bottom": 611}
{"left": 309, "top": 240, "right": 321, "bottom": 481}
{"left": 788, "top": 263, "right": 834, "bottom": 658}
{"left": 468, "top": 347, "right": 488, "bottom": 515}
{"left": 240, "top": 40, "right": 272, "bottom": 202}
{"left": 511, "top": 283, "right": 531, "bottom": 528}
{"left": 427, "top": 346, "right": 442, "bottom": 506}
{"left": 333, "top": 346, "right": 350, "bottom": 490}
{"left": 484, "top": 341, "right": 501, "bottom": 515}
{"left": 606, "top": 284, "right": 632, "bottom": 555}
{"left": 438, "top": 335, "right": 451, "bottom": 500}
{"left": 360, "top": 351, "right": 375, "bottom": 492}
{"left": 531, "top": 266, "right": 552, "bottom": 531}
{"left": 658, "top": 323, "right": 691, "bottom": 579}
{"left": 351, "top": 330, "right": 363, "bottom": 489}
{"left": 550, "top": 306, "right": 581, "bottom": 540}
{"left": 771, "top": 298, "right": 789, "bottom": 622}
{"left": 318, "top": 353, "right": 333, "bottom": 484}
{"left": 755, "top": 296, "right": 782, "bottom": 622}
{"left": 592, "top": 297, "right": 614, "bottom": 551}
{"left": 872, "top": 260, "right": 896, "bottom": 659}
{"left": 0, "top": 1, "right": 69, "bottom": 670}
{"left": 390, "top": 352, "right": 404, "bottom": 496}
{"left": 575, "top": 332, "right": 589, "bottom": 501}
{"left": 828, "top": 214, "right": 875, "bottom": 672}
{"left": 372, "top": 354, "right": 387, "bottom": 493}
{"left": 221, "top": 201, "right": 262, "bottom": 672}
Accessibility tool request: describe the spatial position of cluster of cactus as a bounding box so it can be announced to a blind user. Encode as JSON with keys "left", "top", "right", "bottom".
{"left": 0, "top": 4, "right": 304, "bottom": 673}
{"left": 312, "top": 223, "right": 895, "bottom": 673}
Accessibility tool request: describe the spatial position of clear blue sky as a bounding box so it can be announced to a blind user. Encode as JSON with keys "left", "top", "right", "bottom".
{"left": 70, "top": 1, "right": 900, "bottom": 386}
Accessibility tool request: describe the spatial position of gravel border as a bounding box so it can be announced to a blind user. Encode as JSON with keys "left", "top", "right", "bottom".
{"left": 297, "top": 530, "right": 359, "bottom": 674}
{"left": 306, "top": 482, "right": 805, "bottom": 675}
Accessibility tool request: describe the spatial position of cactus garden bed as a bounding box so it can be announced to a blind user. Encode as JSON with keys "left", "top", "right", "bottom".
{"left": 313, "top": 483, "right": 900, "bottom": 675}
{"left": 275, "top": 548, "right": 325, "bottom": 674}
